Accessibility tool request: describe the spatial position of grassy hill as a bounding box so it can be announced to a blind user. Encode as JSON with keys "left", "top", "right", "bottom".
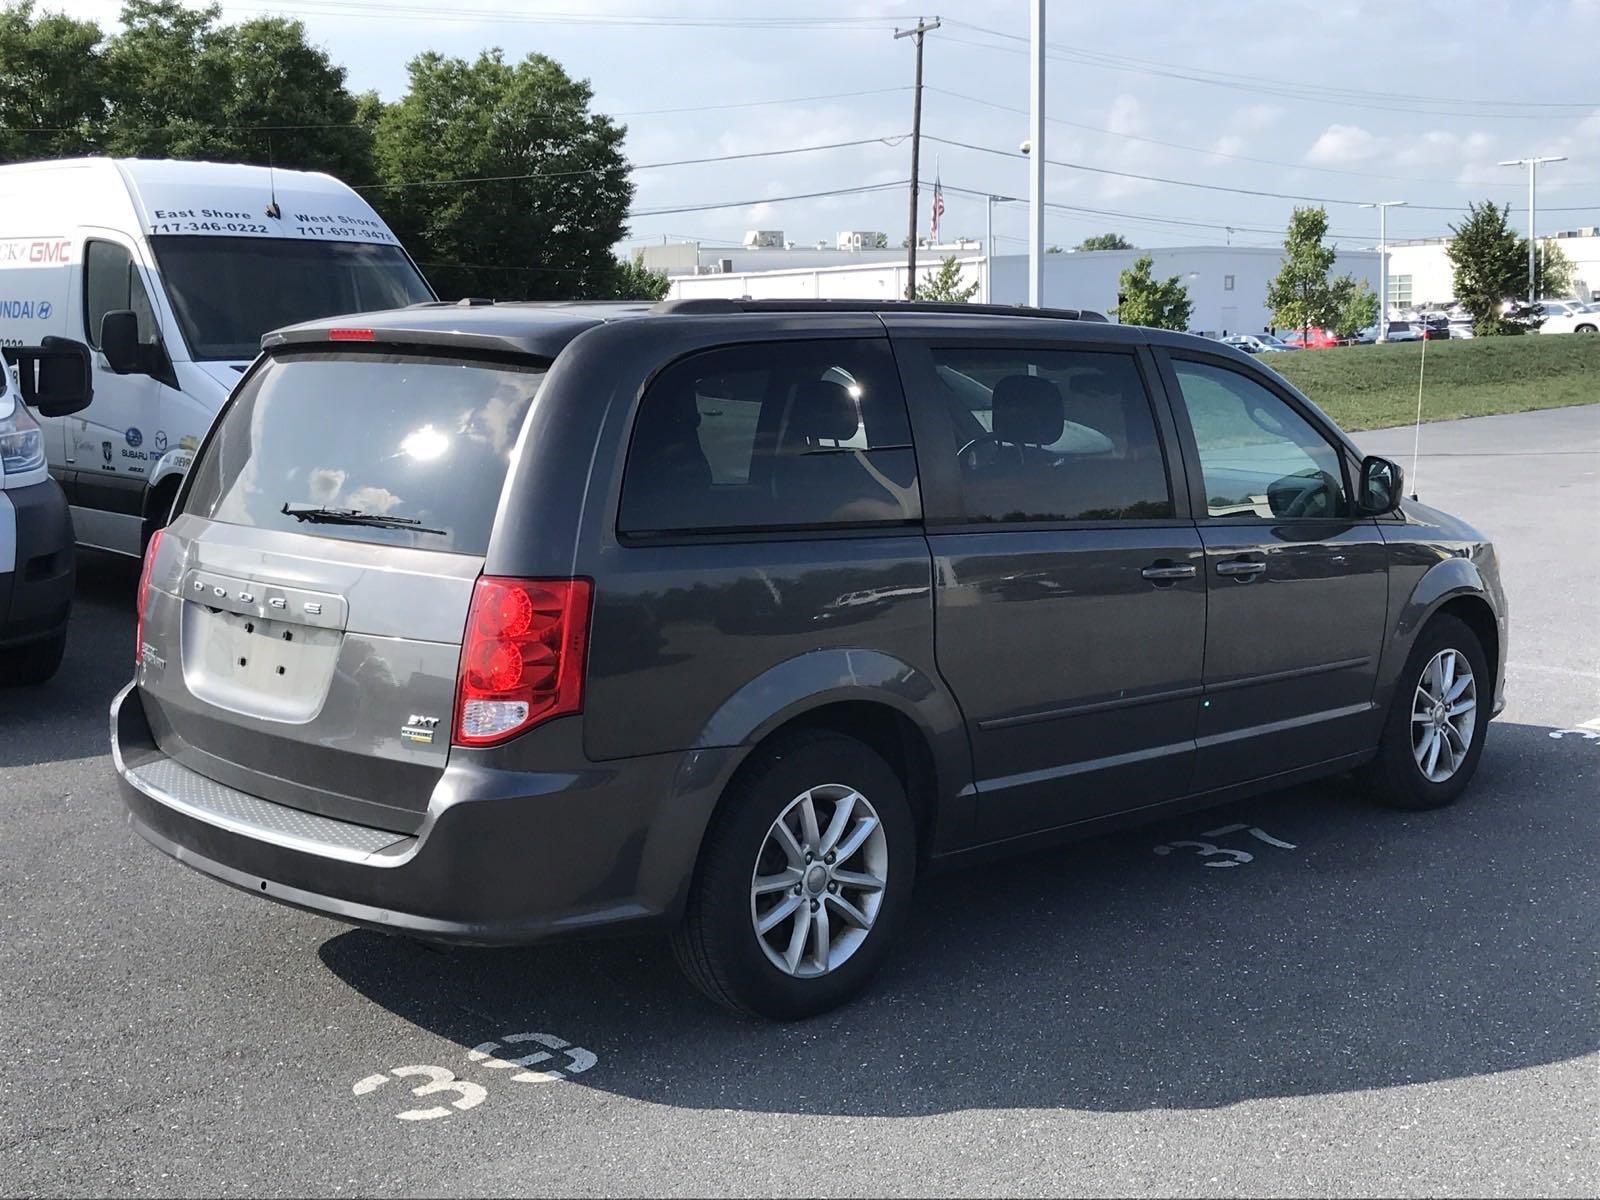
{"left": 1268, "top": 334, "right": 1600, "bottom": 430}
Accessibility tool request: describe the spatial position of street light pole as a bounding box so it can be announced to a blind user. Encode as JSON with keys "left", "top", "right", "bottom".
{"left": 1360, "top": 200, "right": 1407, "bottom": 342}
{"left": 895, "top": 17, "right": 941, "bottom": 301}
{"left": 1499, "top": 155, "right": 1566, "bottom": 302}
{"left": 1028, "top": 0, "right": 1046, "bottom": 307}
{"left": 985, "top": 193, "right": 994, "bottom": 303}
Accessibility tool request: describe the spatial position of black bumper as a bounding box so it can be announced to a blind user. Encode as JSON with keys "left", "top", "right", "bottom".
{"left": 111, "top": 683, "right": 732, "bottom": 945}
{"left": 0, "top": 479, "right": 74, "bottom": 646}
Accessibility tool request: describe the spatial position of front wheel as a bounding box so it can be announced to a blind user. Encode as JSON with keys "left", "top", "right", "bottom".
{"left": 672, "top": 731, "right": 916, "bottom": 1020}
{"left": 1361, "top": 614, "right": 1490, "bottom": 810}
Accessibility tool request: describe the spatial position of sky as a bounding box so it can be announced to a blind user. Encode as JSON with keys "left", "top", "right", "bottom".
{"left": 58, "top": 0, "right": 1600, "bottom": 255}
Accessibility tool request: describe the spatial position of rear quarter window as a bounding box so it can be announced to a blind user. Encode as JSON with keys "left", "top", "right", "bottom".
{"left": 181, "top": 350, "right": 546, "bottom": 556}
{"left": 618, "top": 339, "right": 920, "bottom": 537}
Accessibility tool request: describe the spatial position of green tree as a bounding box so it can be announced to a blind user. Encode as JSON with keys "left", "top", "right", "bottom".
{"left": 1329, "top": 274, "right": 1379, "bottom": 340}
{"left": 372, "top": 49, "right": 632, "bottom": 300}
{"left": 913, "top": 255, "right": 979, "bottom": 302}
{"left": 0, "top": 1, "right": 110, "bottom": 162}
{"left": 1266, "top": 206, "right": 1340, "bottom": 342}
{"left": 1447, "top": 200, "right": 1535, "bottom": 335}
{"left": 1075, "top": 232, "right": 1134, "bottom": 252}
{"left": 870, "top": 232, "right": 889, "bottom": 249}
{"left": 1112, "top": 253, "right": 1192, "bottom": 330}
{"left": 99, "top": 2, "right": 372, "bottom": 181}
{"left": 606, "top": 257, "right": 669, "bottom": 301}
{"left": 1536, "top": 238, "right": 1575, "bottom": 300}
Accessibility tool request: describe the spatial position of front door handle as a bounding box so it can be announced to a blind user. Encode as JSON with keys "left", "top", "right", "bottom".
{"left": 1141, "top": 563, "right": 1197, "bottom": 582}
{"left": 1216, "top": 559, "right": 1267, "bottom": 579}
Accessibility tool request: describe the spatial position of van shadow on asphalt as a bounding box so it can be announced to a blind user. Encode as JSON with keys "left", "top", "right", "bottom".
{"left": 318, "top": 719, "right": 1598, "bottom": 1116}
{"left": 0, "top": 551, "right": 138, "bottom": 768}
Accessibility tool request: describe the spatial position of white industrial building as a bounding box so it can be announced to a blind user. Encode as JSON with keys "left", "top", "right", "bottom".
{"left": 667, "top": 244, "right": 1383, "bottom": 337}
{"left": 636, "top": 231, "right": 979, "bottom": 279}
{"left": 1386, "top": 228, "right": 1599, "bottom": 308}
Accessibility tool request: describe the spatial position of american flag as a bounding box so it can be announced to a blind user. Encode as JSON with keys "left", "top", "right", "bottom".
{"left": 930, "top": 174, "right": 944, "bottom": 243}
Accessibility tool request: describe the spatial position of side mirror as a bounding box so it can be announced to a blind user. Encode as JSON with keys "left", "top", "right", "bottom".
{"left": 1358, "top": 455, "right": 1404, "bottom": 514}
{"left": 9, "top": 337, "right": 94, "bottom": 418}
{"left": 100, "top": 309, "right": 141, "bottom": 375}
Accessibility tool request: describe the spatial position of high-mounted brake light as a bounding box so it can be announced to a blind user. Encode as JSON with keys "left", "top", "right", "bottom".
{"left": 327, "top": 328, "right": 374, "bottom": 342}
{"left": 135, "top": 528, "right": 164, "bottom": 667}
{"left": 454, "top": 577, "right": 592, "bottom": 746}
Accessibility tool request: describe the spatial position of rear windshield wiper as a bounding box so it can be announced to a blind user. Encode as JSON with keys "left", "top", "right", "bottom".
{"left": 281, "top": 503, "right": 446, "bottom": 536}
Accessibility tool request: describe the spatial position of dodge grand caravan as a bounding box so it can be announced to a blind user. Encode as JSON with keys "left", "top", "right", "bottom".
{"left": 112, "top": 299, "right": 1507, "bottom": 1019}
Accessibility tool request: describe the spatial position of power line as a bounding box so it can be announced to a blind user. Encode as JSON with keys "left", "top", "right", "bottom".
{"left": 8, "top": 87, "right": 914, "bottom": 133}
{"left": 921, "top": 133, "right": 1599, "bottom": 214}
{"left": 631, "top": 180, "right": 909, "bottom": 218}
{"left": 356, "top": 135, "right": 908, "bottom": 190}
{"left": 922, "top": 85, "right": 1596, "bottom": 188}
{"left": 224, "top": 1, "right": 916, "bottom": 30}
{"left": 939, "top": 19, "right": 1600, "bottom": 118}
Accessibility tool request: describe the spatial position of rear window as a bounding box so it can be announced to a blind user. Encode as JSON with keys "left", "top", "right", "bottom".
{"left": 182, "top": 350, "right": 545, "bottom": 556}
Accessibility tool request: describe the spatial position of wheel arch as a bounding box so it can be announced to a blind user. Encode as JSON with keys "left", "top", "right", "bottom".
{"left": 1380, "top": 555, "right": 1504, "bottom": 717}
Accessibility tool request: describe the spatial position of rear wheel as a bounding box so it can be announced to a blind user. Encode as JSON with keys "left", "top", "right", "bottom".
{"left": 672, "top": 731, "right": 916, "bottom": 1020}
{"left": 1, "top": 631, "right": 67, "bottom": 686}
{"left": 1575, "top": 323, "right": 1597, "bottom": 334}
{"left": 1361, "top": 614, "right": 1489, "bottom": 810}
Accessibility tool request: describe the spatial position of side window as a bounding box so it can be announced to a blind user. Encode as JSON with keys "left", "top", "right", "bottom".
{"left": 83, "top": 241, "right": 159, "bottom": 350}
{"left": 618, "top": 339, "right": 919, "bottom": 536}
{"left": 1171, "top": 359, "right": 1348, "bottom": 520}
{"left": 927, "top": 346, "right": 1174, "bottom": 523}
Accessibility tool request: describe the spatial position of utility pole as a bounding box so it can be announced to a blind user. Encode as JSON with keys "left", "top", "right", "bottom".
{"left": 895, "top": 16, "right": 940, "bottom": 300}
{"left": 1499, "top": 155, "right": 1566, "bottom": 302}
{"left": 1360, "top": 200, "right": 1407, "bottom": 341}
{"left": 1028, "top": 0, "right": 1046, "bottom": 307}
{"left": 985, "top": 193, "right": 994, "bottom": 303}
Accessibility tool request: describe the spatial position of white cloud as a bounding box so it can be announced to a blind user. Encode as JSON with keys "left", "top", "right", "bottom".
{"left": 1305, "top": 124, "right": 1384, "bottom": 165}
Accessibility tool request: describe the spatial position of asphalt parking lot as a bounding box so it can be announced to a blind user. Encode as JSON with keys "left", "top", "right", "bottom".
{"left": 3, "top": 404, "right": 1596, "bottom": 1198}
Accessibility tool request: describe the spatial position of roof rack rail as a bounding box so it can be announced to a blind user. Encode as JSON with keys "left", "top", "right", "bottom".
{"left": 404, "top": 297, "right": 496, "bottom": 309}
{"left": 648, "top": 298, "right": 1109, "bottom": 323}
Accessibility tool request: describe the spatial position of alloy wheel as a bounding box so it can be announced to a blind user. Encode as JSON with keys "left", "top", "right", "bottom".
{"left": 1411, "top": 648, "right": 1478, "bottom": 783}
{"left": 749, "top": 784, "right": 889, "bottom": 979}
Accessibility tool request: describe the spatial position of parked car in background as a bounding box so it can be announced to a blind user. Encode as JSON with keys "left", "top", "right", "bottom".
{"left": 1447, "top": 317, "right": 1475, "bottom": 339}
{"left": 1221, "top": 333, "right": 1298, "bottom": 354}
{"left": 1355, "top": 321, "right": 1422, "bottom": 344}
{"left": 1, "top": 339, "right": 93, "bottom": 684}
{"left": 112, "top": 298, "right": 1509, "bottom": 1019}
{"left": 1280, "top": 326, "right": 1341, "bottom": 349}
{"left": 1418, "top": 314, "right": 1452, "bottom": 340}
{"left": 0, "top": 157, "right": 435, "bottom": 559}
{"left": 1538, "top": 301, "right": 1599, "bottom": 335}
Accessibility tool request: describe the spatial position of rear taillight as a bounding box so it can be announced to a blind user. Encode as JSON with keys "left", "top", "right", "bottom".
{"left": 453, "top": 577, "right": 592, "bottom": 746}
{"left": 135, "top": 528, "right": 164, "bottom": 666}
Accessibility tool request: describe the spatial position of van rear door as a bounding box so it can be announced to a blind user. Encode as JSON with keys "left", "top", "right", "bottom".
{"left": 136, "top": 347, "right": 547, "bottom": 833}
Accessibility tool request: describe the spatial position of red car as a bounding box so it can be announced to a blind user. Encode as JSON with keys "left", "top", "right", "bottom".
{"left": 1278, "top": 327, "right": 1342, "bottom": 349}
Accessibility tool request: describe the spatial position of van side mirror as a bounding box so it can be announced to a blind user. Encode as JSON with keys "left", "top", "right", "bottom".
{"left": 100, "top": 310, "right": 141, "bottom": 375}
{"left": 10, "top": 337, "right": 94, "bottom": 418}
{"left": 1358, "top": 455, "right": 1404, "bottom": 514}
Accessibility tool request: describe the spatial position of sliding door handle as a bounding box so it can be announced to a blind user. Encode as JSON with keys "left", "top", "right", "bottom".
{"left": 1216, "top": 560, "right": 1267, "bottom": 579}
{"left": 1141, "top": 563, "right": 1198, "bottom": 582}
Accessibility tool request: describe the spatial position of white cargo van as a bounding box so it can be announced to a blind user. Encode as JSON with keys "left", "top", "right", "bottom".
{"left": 0, "top": 158, "right": 435, "bottom": 556}
{"left": 1, "top": 338, "right": 92, "bottom": 682}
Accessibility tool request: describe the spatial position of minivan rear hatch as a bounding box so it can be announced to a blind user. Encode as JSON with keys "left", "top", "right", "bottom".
{"left": 137, "top": 347, "right": 548, "bottom": 834}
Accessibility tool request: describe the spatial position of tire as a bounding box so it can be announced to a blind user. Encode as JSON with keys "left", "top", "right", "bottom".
{"left": 1361, "top": 614, "right": 1490, "bottom": 810}
{"left": 1575, "top": 324, "right": 1597, "bottom": 334}
{"left": 672, "top": 731, "right": 917, "bottom": 1020}
{"left": 1, "top": 631, "right": 67, "bottom": 686}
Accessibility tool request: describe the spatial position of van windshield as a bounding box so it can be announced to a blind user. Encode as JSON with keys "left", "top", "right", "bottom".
{"left": 148, "top": 236, "right": 434, "bottom": 361}
{"left": 181, "top": 350, "right": 546, "bottom": 556}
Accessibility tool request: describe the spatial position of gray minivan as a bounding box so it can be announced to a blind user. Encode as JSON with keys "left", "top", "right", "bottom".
{"left": 112, "top": 299, "right": 1507, "bottom": 1019}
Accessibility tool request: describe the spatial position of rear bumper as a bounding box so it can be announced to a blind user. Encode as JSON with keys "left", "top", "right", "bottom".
{"left": 0, "top": 479, "right": 74, "bottom": 646}
{"left": 111, "top": 683, "right": 733, "bottom": 945}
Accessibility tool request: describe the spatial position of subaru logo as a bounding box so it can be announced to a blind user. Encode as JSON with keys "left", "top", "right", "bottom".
{"left": 125, "top": 427, "right": 143, "bottom": 448}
